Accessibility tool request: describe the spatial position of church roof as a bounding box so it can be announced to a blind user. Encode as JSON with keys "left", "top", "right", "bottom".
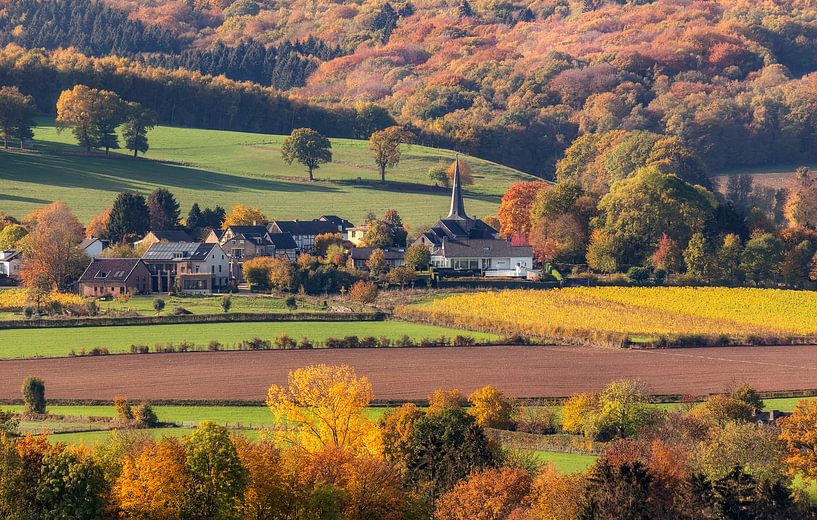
{"left": 447, "top": 157, "right": 467, "bottom": 220}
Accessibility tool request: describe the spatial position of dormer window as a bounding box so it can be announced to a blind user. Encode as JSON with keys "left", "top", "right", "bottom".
{"left": 94, "top": 271, "right": 109, "bottom": 278}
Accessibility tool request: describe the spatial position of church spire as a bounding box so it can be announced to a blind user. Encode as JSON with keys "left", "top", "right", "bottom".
{"left": 447, "top": 155, "right": 467, "bottom": 219}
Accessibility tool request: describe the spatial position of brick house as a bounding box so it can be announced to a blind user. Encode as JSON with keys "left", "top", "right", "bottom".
{"left": 206, "top": 226, "right": 298, "bottom": 281}
{"left": 141, "top": 242, "right": 229, "bottom": 294}
{"left": 78, "top": 258, "right": 151, "bottom": 297}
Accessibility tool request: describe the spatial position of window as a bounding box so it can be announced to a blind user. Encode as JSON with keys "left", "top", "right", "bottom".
{"left": 482, "top": 258, "right": 492, "bottom": 269}
{"left": 94, "top": 271, "right": 109, "bottom": 278}
{"left": 218, "top": 265, "right": 222, "bottom": 273}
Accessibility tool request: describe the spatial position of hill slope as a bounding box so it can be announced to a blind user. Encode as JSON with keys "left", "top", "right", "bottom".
{"left": 0, "top": 122, "right": 532, "bottom": 227}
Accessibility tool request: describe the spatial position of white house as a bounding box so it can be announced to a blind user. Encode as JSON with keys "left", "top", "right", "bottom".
{"left": 413, "top": 159, "right": 534, "bottom": 277}
{"left": 80, "top": 238, "right": 106, "bottom": 258}
{"left": 0, "top": 250, "right": 21, "bottom": 279}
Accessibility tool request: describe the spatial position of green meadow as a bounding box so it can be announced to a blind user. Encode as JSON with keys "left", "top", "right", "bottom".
{"left": 0, "top": 120, "right": 532, "bottom": 227}
{"left": 0, "top": 320, "right": 497, "bottom": 358}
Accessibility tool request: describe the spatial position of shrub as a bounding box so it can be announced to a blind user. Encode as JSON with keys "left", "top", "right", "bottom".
{"left": 653, "top": 268, "right": 668, "bottom": 285}
{"left": 343, "top": 335, "right": 360, "bottom": 348}
{"left": 46, "top": 300, "right": 63, "bottom": 316}
{"left": 349, "top": 280, "right": 378, "bottom": 304}
{"left": 513, "top": 406, "right": 558, "bottom": 434}
{"left": 85, "top": 300, "right": 99, "bottom": 316}
{"left": 378, "top": 336, "right": 391, "bottom": 348}
{"left": 114, "top": 396, "right": 133, "bottom": 421}
{"left": 89, "top": 347, "right": 110, "bottom": 356}
{"left": 275, "top": 334, "right": 296, "bottom": 349}
{"left": 220, "top": 295, "right": 232, "bottom": 313}
{"left": 132, "top": 402, "right": 158, "bottom": 428}
{"left": 428, "top": 388, "right": 468, "bottom": 414}
{"left": 285, "top": 296, "right": 297, "bottom": 311}
{"left": 171, "top": 306, "right": 192, "bottom": 315}
{"left": 626, "top": 266, "right": 651, "bottom": 285}
{"left": 22, "top": 376, "right": 46, "bottom": 415}
{"left": 208, "top": 340, "right": 222, "bottom": 352}
{"left": 244, "top": 337, "right": 271, "bottom": 350}
{"left": 23, "top": 306, "right": 34, "bottom": 319}
{"left": 297, "top": 337, "right": 313, "bottom": 349}
{"left": 178, "top": 341, "right": 194, "bottom": 352}
{"left": 153, "top": 298, "right": 165, "bottom": 315}
{"left": 130, "top": 344, "right": 149, "bottom": 354}
{"left": 468, "top": 385, "right": 514, "bottom": 429}
{"left": 360, "top": 336, "right": 378, "bottom": 348}
{"left": 453, "top": 335, "right": 476, "bottom": 346}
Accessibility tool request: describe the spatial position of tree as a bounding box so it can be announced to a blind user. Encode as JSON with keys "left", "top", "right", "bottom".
{"left": 0, "top": 86, "right": 35, "bottom": 149}
{"left": 122, "top": 102, "right": 156, "bottom": 157}
{"left": 586, "top": 230, "right": 619, "bottom": 274}
{"left": 35, "top": 449, "right": 108, "bottom": 519}
{"left": 429, "top": 161, "right": 450, "bottom": 186}
{"left": 403, "top": 244, "right": 431, "bottom": 270}
{"left": 497, "top": 181, "right": 550, "bottom": 241}
{"left": 281, "top": 128, "right": 332, "bottom": 181}
{"left": 55, "top": 85, "right": 125, "bottom": 153}
{"left": 184, "top": 422, "right": 248, "bottom": 519}
{"left": 133, "top": 402, "right": 158, "bottom": 428}
{"left": 147, "top": 188, "right": 180, "bottom": 230}
{"left": 223, "top": 204, "right": 268, "bottom": 227}
{"left": 367, "top": 248, "right": 387, "bottom": 276}
{"left": 380, "top": 404, "right": 424, "bottom": 471}
{"left": 650, "top": 233, "right": 683, "bottom": 273}
{"left": 22, "top": 377, "right": 45, "bottom": 415}
{"left": 785, "top": 167, "right": 817, "bottom": 228}
{"left": 780, "top": 240, "right": 814, "bottom": 287}
{"left": 18, "top": 203, "right": 85, "bottom": 291}
{"left": 779, "top": 400, "right": 817, "bottom": 482}
{"left": 243, "top": 257, "right": 277, "bottom": 291}
{"left": 113, "top": 396, "right": 133, "bottom": 422}
{"left": 428, "top": 389, "right": 468, "bottom": 414}
{"left": 435, "top": 467, "right": 532, "bottom": 520}
{"left": 528, "top": 465, "right": 587, "bottom": 520}
{"left": 266, "top": 364, "right": 381, "bottom": 454}
{"left": 153, "top": 298, "right": 165, "bottom": 315}
{"left": 313, "top": 233, "right": 344, "bottom": 257}
{"left": 85, "top": 208, "right": 111, "bottom": 240}
{"left": 362, "top": 220, "right": 393, "bottom": 248}
{"left": 115, "top": 438, "right": 190, "bottom": 518}
{"left": 0, "top": 224, "right": 27, "bottom": 250}
{"left": 684, "top": 233, "right": 717, "bottom": 282}
{"left": 369, "top": 126, "right": 412, "bottom": 182}
{"left": 221, "top": 295, "right": 232, "bottom": 313}
{"left": 740, "top": 233, "right": 784, "bottom": 285}
{"left": 579, "top": 461, "right": 656, "bottom": 519}
{"left": 467, "top": 385, "right": 514, "bottom": 429}
{"left": 108, "top": 193, "right": 150, "bottom": 243}
{"left": 383, "top": 209, "right": 408, "bottom": 246}
{"left": 691, "top": 422, "right": 786, "bottom": 484}
{"left": 387, "top": 265, "right": 416, "bottom": 289}
{"left": 717, "top": 234, "right": 744, "bottom": 284}
{"left": 687, "top": 395, "right": 754, "bottom": 427}
{"left": 446, "top": 159, "right": 474, "bottom": 185}
{"left": 349, "top": 280, "right": 378, "bottom": 304}
{"left": 186, "top": 203, "right": 203, "bottom": 230}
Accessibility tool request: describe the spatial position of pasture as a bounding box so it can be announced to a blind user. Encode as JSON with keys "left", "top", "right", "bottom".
{"left": 0, "top": 320, "right": 496, "bottom": 358}
{"left": 1, "top": 345, "right": 817, "bottom": 401}
{"left": 398, "top": 287, "right": 817, "bottom": 344}
{"left": 0, "top": 121, "right": 532, "bottom": 226}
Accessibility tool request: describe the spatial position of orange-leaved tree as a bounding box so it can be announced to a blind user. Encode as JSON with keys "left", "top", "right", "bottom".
{"left": 266, "top": 364, "right": 381, "bottom": 454}
{"left": 18, "top": 202, "right": 86, "bottom": 291}
{"left": 435, "top": 467, "right": 532, "bottom": 520}
{"left": 779, "top": 399, "right": 817, "bottom": 481}
{"left": 497, "top": 181, "right": 550, "bottom": 242}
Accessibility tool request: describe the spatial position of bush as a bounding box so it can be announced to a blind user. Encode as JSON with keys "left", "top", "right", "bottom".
{"left": 23, "top": 306, "right": 34, "bottom": 319}
{"left": 132, "top": 402, "right": 158, "bottom": 428}
{"left": 360, "top": 336, "right": 378, "bottom": 348}
{"left": 153, "top": 298, "right": 165, "bottom": 315}
{"left": 114, "top": 396, "right": 133, "bottom": 421}
{"left": 22, "top": 376, "right": 46, "bottom": 415}
{"left": 453, "top": 335, "right": 476, "bottom": 346}
{"left": 244, "top": 337, "right": 271, "bottom": 350}
{"left": 428, "top": 388, "right": 468, "bottom": 414}
{"left": 171, "top": 306, "right": 193, "bottom": 315}
{"left": 285, "top": 296, "right": 297, "bottom": 311}
{"left": 130, "top": 344, "right": 149, "bottom": 354}
{"left": 626, "top": 266, "right": 651, "bottom": 285}
{"left": 513, "top": 406, "right": 558, "bottom": 434}
{"left": 220, "top": 295, "right": 232, "bottom": 313}
{"left": 85, "top": 300, "right": 99, "bottom": 316}
{"left": 208, "top": 340, "right": 222, "bottom": 351}
{"left": 297, "top": 337, "right": 314, "bottom": 349}
{"left": 46, "top": 300, "right": 63, "bottom": 316}
{"left": 348, "top": 280, "right": 378, "bottom": 304}
{"left": 653, "top": 268, "right": 667, "bottom": 285}
{"left": 275, "top": 334, "right": 297, "bottom": 349}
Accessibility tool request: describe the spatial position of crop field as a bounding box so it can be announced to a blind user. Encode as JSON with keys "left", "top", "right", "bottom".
{"left": 1, "top": 345, "right": 817, "bottom": 401}
{"left": 0, "top": 320, "right": 496, "bottom": 358}
{"left": 0, "top": 121, "right": 532, "bottom": 226}
{"left": 398, "top": 287, "right": 817, "bottom": 344}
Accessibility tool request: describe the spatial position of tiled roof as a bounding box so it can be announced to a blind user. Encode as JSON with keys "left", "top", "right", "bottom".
{"left": 440, "top": 238, "right": 533, "bottom": 259}
{"left": 268, "top": 232, "right": 297, "bottom": 249}
{"left": 149, "top": 230, "right": 194, "bottom": 242}
{"left": 78, "top": 258, "right": 144, "bottom": 283}
{"left": 269, "top": 220, "right": 340, "bottom": 236}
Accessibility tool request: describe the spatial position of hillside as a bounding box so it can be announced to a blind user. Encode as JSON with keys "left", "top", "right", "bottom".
{"left": 0, "top": 121, "right": 532, "bottom": 226}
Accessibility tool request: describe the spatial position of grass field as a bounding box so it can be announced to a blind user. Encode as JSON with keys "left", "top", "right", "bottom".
{"left": 0, "top": 120, "right": 532, "bottom": 227}
{"left": 399, "top": 287, "right": 817, "bottom": 344}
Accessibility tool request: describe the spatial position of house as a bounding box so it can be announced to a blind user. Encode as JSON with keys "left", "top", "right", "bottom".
{"left": 753, "top": 409, "right": 791, "bottom": 426}
{"left": 318, "top": 215, "right": 354, "bottom": 232}
{"left": 133, "top": 230, "right": 194, "bottom": 249}
{"left": 347, "top": 224, "right": 368, "bottom": 246}
{"left": 80, "top": 238, "right": 106, "bottom": 258}
{"left": 141, "top": 242, "right": 229, "bottom": 294}
{"left": 0, "top": 250, "right": 21, "bottom": 279}
{"left": 205, "top": 226, "right": 298, "bottom": 281}
{"left": 78, "top": 258, "right": 151, "bottom": 297}
{"left": 267, "top": 219, "right": 343, "bottom": 253}
{"left": 349, "top": 247, "right": 406, "bottom": 270}
{"left": 413, "top": 158, "right": 534, "bottom": 277}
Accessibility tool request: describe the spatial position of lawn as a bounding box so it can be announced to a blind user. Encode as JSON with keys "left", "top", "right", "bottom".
{"left": 529, "top": 450, "right": 598, "bottom": 473}
{"left": 398, "top": 287, "right": 817, "bottom": 344}
{"left": 0, "top": 120, "right": 533, "bottom": 227}
{"left": 0, "top": 320, "right": 498, "bottom": 358}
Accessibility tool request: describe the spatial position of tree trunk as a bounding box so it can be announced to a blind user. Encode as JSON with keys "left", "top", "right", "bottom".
{"left": 3, "top": 136, "right": 7, "bottom": 149}
{"left": 308, "top": 167, "right": 314, "bottom": 181}
{"left": 105, "top": 145, "right": 110, "bottom": 156}
{"left": 133, "top": 148, "right": 138, "bottom": 158}
{"left": 380, "top": 165, "right": 386, "bottom": 183}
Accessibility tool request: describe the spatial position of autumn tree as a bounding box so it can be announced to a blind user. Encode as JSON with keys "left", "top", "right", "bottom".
{"left": 22, "top": 377, "right": 45, "bottom": 415}
{"left": 56, "top": 85, "right": 126, "bottom": 154}
{"left": 435, "top": 467, "right": 532, "bottom": 520}
{"left": 650, "top": 233, "right": 683, "bottom": 273}
{"left": 266, "top": 364, "right": 381, "bottom": 454}
{"left": 362, "top": 220, "right": 393, "bottom": 248}
{"left": 446, "top": 158, "right": 474, "bottom": 185}
{"left": 18, "top": 202, "right": 85, "bottom": 291}
{"left": 785, "top": 167, "right": 817, "bottom": 228}
{"left": 428, "top": 388, "right": 468, "bottom": 414}
{"left": 115, "top": 437, "right": 190, "bottom": 518}
{"left": 281, "top": 128, "right": 332, "bottom": 181}
{"left": 107, "top": 193, "right": 150, "bottom": 243}
{"left": 779, "top": 400, "right": 817, "bottom": 482}
{"left": 147, "top": 188, "right": 181, "bottom": 230}
{"left": 184, "top": 422, "right": 248, "bottom": 519}
{"left": 85, "top": 208, "right": 111, "bottom": 240}
{"left": 122, "top": 102, "right": 157, "bottom": 157}
{"left": 243, "top": 256, "right": 292, "bottom": 291}
{"left": 367, "top": 248, "right": 387, "bottom": 276}
{"left": 403, "top": 243, "right": 431, "bottom": 270}
{"left": 684, "top": 233, "right": 717, "bottom": 281}
{"left": 0, "top": 86, "right": 36, "bottom": 149}
{"left": 0, "top": 224, "right": 27, "bottom": 250}
{"left": 313, "top": 233, "right": 344, "bottom": 257}
{"left": 380, "top": 403, "right": 424, "bottom": 471}
{"left": 740, "top": 233, "right": 784, "bottom": 285}
{"left": 528, "top": 465, "right": 587, "bottom": 520}
{"left": 497, "top": 181, "right": 550, "bottom": 241}
{"left": 691, "top": 422, "right": 786, "bottom": 484}
{"left": 348, "top": 280, "right": 378, "bottom": 304}
{"left": 223, "top": 204, "right": 268, "bottom": 227}
{"left": 467, "top": 385, "right": 514, "bottom": 429}
{"left": 369, "top": 126, "right": 412, "bottom": 182}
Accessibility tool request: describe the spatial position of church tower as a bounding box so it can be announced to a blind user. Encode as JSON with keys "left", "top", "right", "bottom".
{"left": 447, "top": 156, "right": 467, "bottom": 220}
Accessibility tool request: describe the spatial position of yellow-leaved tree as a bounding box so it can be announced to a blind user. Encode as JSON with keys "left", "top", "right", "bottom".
{"left": 223, "top": 204, "right": 269, "bottom": 228}
{"left": 266, "top": 364, "right": 382, "bottom": 455}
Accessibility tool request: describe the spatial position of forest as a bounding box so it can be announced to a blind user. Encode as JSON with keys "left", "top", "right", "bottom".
{"left": 3, "top": 0, "right": 817, "bottom": 175}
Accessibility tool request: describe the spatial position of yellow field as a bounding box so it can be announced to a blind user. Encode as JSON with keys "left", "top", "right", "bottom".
{"left": 397, "top": 287, "right": 817, "bottom": 344}
{"left": 0, "top": 289, "right": 85, "bottom": 311}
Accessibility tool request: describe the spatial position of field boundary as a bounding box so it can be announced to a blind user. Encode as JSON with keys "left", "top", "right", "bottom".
{"left": 0, "top": 311, "right": 387, "bottom": 329}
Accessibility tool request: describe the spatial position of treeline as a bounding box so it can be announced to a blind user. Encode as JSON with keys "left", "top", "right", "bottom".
{"left": 0, "top": 45, "right": 393, "bottom": 137}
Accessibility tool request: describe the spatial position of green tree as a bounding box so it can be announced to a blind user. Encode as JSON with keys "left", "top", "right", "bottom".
{"left": 122, "top": 102, "right": 156, "bottom": 157}
{"left": 184, "top": 421, "right": 248, "bottom": 519}
{"left": 368, "top": 248, "right": 387, "bottom": 276}
{"left": 717, "top": 234, "right": 744, "bottom": 284}
{"left": 220, "top": 295, "right": 232, "bottom": 313}
{"left": 369, "top": 126, "right": 412, "bottom": 182}
{"left": 187, "top": 203, "right": 203, "bottom": 230}
{"left": 108, "top": 192, "right": 150, "bottom": 243}
{"left": 281, "top": 128, "right": 332, "bottom": 181}
{"left": 35, "top": 450, "right": 108, "bottom": 520}
{"left": 0, "top": 224, "right": 27, "bottom": 250}
{"left": 429, "top": 161, "right": 450, "bottom": 187}
{"left": 740, "top": 233, "right": 784, "bottom": 286}
{"left": 403, "top": 244, "right": 431, "bottom": 270}
{"left": 22, "top": 376, "right": 45, "bottom": 415}
{"left": 147, "top": 188, "right": 180, "bottom": 230}
{"left": 0, "top": 86, "right": 36, "bottom": 150}
{"left": 363, "top": 220, "right": 393, "bottom": 248}
{"left": 579, "top": 461, "right": 655, "bottom": 519}
{"left": 684, "top": 232, "right": 717, "bottom": 282}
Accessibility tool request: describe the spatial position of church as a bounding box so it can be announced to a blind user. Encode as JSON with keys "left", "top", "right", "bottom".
{"left": 413, "top": 159, "right": 535, "bottom": 277}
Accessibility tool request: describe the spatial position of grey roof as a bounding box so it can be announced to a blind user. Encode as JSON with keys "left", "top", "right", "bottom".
{"left": 149, "top": 230, "right": 194, "bottom": 242}
{"left": 350, "top": 247, "right": 406, "bottom": 261}
{"left": 268, "top": 232, "right": 297, "bottom": 250}
{"left": 422, "top": 218, "right": 498, "bottom": 245}
{"left": 224, "top": 225, "right": 269, "bottom": 236}
{"left": 78, "top": 258, "right": 144, "bottom": 283}
{"left": 439, "top": 238, "right": 533, "bottom": 259}
{"left": 79, "top": 238, "right": 101, "bottom": 249}
{"left": 269, "top": 220, "right": 340, "bottom": 236}
{"left": 142, "top": 242, "right": 216, "bottom": 261}
{"left": 447, "top": 157, "right": 467, "bottom": 220}
{"left": 319, "top": 215, "right": 353, "bottom": 229}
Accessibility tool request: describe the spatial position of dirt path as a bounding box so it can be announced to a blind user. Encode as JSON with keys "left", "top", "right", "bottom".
{"left": 1, "top": 345, "right": 816, "bottom": 401}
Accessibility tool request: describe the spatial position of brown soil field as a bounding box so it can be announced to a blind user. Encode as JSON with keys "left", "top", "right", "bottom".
{"left": 1, "top": 345, "right": 816, "bottom": 401}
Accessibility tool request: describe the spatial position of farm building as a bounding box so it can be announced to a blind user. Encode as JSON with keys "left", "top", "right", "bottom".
{"left": 414, "top": 159, "right": 534, "bottom": 276}
{"left": 78, "top": 258, "right": 151, "bottom": 297}
{"left": 142, "top": 242, "right": 229, "bottom": 294}
{"left": 206, "top": 226, "right": 298, "bottom": 282}
{"left": 268, "top": 219, "right": 344, "bottom": 253}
